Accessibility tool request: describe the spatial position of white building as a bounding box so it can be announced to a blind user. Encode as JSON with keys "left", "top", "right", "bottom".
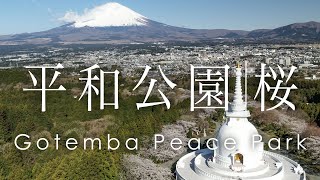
{"left": 279, "top": 59, "right": 284, "bottom": 65}
{"left": 285, "top": 57, "right": 291, "bottom": 66}
{"left": 265, "top": 58, "right": 271, "bottom": 65}
{"left": 176, "top": 65, "right": 306, "bottom": 180}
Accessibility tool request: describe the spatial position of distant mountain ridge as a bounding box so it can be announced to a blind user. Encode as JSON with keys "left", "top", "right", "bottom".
{"left": 0, "top": 2, "right": 320, "bottom": 45}
{"left": 247, "top": 21, "right": 320, "bottom": 40}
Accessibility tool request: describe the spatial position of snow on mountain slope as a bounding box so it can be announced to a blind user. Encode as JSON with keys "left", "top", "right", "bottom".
{"left": 60, "top": 2, "right": 148, "bottom": 27}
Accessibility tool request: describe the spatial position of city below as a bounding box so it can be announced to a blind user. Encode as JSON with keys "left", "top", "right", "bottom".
{"left": 0, "top": 43, "right": 319, "bottom": 80}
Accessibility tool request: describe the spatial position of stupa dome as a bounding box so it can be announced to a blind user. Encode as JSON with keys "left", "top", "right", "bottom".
{"left": 215, "top": 117, "right": 264, "bottom": 169}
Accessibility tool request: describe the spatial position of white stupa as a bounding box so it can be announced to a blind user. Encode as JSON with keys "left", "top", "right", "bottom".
{"left": 176, "top": 64, "right": 306, "bottom": 180}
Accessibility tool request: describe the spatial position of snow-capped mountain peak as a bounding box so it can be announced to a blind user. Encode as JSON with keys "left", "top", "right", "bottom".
{"left": 62, "top": 2, "right": 148, "bottom": 28}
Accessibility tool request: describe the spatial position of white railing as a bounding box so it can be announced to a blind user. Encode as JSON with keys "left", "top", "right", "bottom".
{"left": 264, "top": 151, "right": 306, "bottom": 180}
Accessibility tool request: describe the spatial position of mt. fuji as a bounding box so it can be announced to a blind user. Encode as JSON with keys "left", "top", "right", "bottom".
{"left": 61, "top": 2, "right": 148, "bottom": 28}
{"left": 0, "top": 2, "right": 319, "bottom": 45}
{"left": 0, "top": 2, "right": 248, "bottom": 45}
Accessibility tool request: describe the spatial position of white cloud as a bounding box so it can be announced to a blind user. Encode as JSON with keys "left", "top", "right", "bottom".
{"left": 59, "top": 11, "right": 80, "bottom": 23}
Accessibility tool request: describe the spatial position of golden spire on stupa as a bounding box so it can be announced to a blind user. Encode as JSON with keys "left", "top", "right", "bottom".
{"left": 237, "top": 61, "right": 241, "bottom": 68}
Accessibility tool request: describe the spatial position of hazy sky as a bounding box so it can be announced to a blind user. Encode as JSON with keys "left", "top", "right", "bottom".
{"left": 1, "top": 0, "right": 320, "bottom": 35}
